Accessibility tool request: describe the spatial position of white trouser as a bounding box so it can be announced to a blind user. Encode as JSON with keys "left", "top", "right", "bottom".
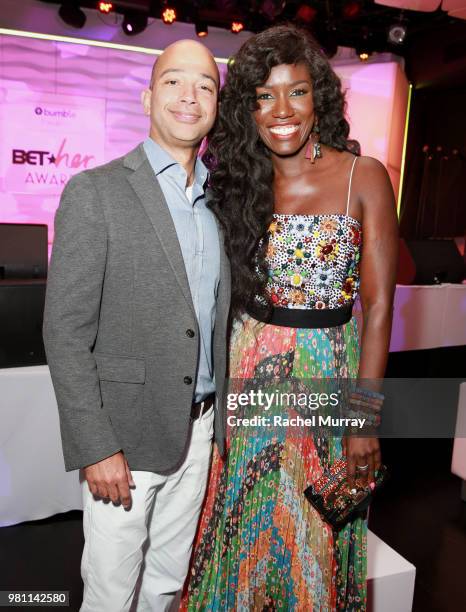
{"left": 80, "top": 405, "right": 214, "bottom": 612}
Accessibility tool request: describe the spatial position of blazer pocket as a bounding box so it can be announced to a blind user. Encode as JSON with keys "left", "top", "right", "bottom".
{"left": 94, "top": 353, "right": 145, "bottom": 451}
{"left": 94, "top": 353, "right": 145, "bottom": 384}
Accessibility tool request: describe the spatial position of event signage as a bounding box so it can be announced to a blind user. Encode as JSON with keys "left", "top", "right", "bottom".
{"left": 0, "top": 89, "right": 105, "bottom": 195}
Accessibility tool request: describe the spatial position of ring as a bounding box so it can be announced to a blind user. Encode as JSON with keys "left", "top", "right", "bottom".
{"left": 356, "top": 464, "right": 369, "bottom": 471}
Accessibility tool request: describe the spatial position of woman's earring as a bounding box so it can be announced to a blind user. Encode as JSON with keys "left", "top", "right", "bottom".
{"left": 305, "top": 121, "right": 322, "bottom": 164}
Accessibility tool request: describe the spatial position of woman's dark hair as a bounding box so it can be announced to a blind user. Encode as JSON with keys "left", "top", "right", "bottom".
{"left": 205, "top": 24, "right": 350, "bottom": 318}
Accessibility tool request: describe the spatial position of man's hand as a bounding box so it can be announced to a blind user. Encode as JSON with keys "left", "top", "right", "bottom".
{"left": 83, "top": 451, "right": 135, "bottom": 509}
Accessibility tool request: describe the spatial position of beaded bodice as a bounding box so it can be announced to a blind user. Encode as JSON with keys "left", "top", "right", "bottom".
{"left": 264, "top": 213, "right": 362, "bottom": 310}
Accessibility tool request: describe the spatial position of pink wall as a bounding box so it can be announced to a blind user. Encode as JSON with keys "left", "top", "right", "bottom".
{"left": 337, "top": 60, "right": 409, "bottom": 195}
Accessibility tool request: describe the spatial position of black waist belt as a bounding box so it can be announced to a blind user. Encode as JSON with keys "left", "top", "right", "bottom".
{"left": 246, "top": 304, "right": 353, "bottom": 329}
{"left": 190, "top": 393, "right": 215, "bottom": 421}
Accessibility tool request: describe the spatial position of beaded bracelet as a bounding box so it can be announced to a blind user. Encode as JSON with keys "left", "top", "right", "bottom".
{"left": 346, "top": 385, "right": 384, "bottom": 429}
{"left": 351, "top": 386, "right": 385, "bottom": 401}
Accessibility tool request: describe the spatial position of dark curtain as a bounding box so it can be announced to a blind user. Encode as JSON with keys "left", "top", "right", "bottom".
{"left": 399, "top": 88, "right": 466, "bottom": 239}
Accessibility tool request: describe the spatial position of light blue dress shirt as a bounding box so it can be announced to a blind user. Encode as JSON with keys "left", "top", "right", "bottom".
{"left": 143, "top": 137, "right": 220, "bottom": 402}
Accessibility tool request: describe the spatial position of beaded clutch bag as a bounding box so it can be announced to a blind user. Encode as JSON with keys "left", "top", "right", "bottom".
{"left": 304, "top": 458, "right": 388, "bottom": 529}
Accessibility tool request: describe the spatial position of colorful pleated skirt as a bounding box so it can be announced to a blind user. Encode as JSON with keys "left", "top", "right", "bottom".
{"left": 182, "top": 313, "right": 367, "bottom": 611}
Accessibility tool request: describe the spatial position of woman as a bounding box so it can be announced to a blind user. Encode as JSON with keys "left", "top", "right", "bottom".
{"left": 182, "top": 24, "right": 398, "bottom": 611}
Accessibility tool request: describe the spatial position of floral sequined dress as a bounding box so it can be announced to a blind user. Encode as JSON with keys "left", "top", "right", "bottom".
{"left": 265, "top": 212, "right": 361, "bottom": 310}
{"left": 182, "top": 157, "right": 367, "bottom": 611}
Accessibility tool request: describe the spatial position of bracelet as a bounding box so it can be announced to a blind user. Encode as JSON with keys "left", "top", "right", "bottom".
{"left": 351, "top": 386, "right": 385, "bottom": 401}
{"left": 347, "top": 410, "right": 381, "bottom": 427}
{"left": 349, "top": 398, "right": 382, "bottom": 412}
{"left": 345, "top": 385, "right": 384, "bottom": 428}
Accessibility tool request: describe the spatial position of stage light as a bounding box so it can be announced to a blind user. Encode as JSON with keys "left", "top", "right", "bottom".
{"left": 58, "top": 2, "right": 86, "bottom": 29}
{"left": 231, "top": 21, "right": 244, "bottom": 34}
{"left": 296, "top": 3, "right": 317, "bottom": 24}
{"left": 195, "top": 21, "right": 208, "bottom": 38}
{"left": 122, "top": 11, "right": 148, "bottom": 35}
{"left": 98, "top": 1, "right": 113, "bottom": 13}
{"left": 162, "top": 7, "right": 176, "bottom": 25}
{"left": 356, "top": 29, "right": 373, "bottom": 62}
{"left": 388, "top": 23, "right": 407, "bottom": 44}
{"left": 260, "top": 0, "right": 286, "bottom": 20}
{"left": 342, "top": 1, "right": 362, "bottom": 20}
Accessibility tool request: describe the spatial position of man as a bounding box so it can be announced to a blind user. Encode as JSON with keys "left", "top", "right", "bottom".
{"left": 43, "top": 40, "right": 230, "bottom": 612}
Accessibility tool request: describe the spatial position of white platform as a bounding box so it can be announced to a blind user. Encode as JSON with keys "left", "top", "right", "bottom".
{"left": 367, "top": 530, "right": 416, "bottom": 612}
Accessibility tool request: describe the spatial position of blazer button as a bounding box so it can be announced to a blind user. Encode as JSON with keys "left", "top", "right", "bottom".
{"left": 184, "top": 376, "right": 193, "bottom": 385}
{"left": 186, "top": 329, "right": 195, "bottom": 338}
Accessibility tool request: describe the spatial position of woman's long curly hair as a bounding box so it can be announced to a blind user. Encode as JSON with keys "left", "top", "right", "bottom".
{"left": 205, "top": 24, "right": 350, "bottom": 318}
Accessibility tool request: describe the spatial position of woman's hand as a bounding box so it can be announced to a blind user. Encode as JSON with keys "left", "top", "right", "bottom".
{"left": 343, "top": 436, "right": 381, "bottom": 488}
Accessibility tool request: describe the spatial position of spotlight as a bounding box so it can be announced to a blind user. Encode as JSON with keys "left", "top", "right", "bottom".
{"left": 195, "top": 21, "right": 208, "bottom": 38}
{"left": 122, "top": 11, "right": 148, "bottom": 35}
{"left": 388, "top": 23, "right": 407, "bottom": 45}
{"left": 342, "top": 1, "right": 362, "bottom": 20}
{"left": 97, "top": 1, "right": 113, "bottom": 13}
{"left": 162, "top": 7, "right": 176, "bottom": 25}
{"left": 296, "top": 3, "right": 317, "bottom": 24}
{"left": 231, "top": 21, "right": 244, "bottom": 34}
{"left": 356, "top": 29, "right": 373, "bottom": 62}
{"left": 358, "top": 51, "right": 371, "bottom": 61}
{"left": 58, "top": 2, "right": 86, "bottom": 29}
{"left": 260, "top": 0, "right": 287, "bottom": 20}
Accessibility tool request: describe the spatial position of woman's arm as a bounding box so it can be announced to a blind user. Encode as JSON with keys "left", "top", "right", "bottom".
{"left": 357, "top": 156, "right": 399, "bottom": 379}
{"left": 344, "top": 156, "right": 399, "bottom": 487}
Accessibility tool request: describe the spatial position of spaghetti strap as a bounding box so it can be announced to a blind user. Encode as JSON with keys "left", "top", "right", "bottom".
{"left": 346, "top": 156, "right": 358, "bottom": 216}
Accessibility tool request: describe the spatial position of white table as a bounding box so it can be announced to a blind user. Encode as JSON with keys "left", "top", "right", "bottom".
{"left": 353, "top": 282, "right": 466, "bottom": 352}
{"left": 0, "top": 365, "right": 82, "bottom": 527}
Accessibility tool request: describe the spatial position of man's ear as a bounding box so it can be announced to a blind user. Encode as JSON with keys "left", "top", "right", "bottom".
{"left": 141, "top": 88, "right": 151, "bottom": 116}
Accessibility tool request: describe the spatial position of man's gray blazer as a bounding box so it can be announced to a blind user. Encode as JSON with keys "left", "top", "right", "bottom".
{"left": 43, "top": 144, "right": 231, "bottom": 473}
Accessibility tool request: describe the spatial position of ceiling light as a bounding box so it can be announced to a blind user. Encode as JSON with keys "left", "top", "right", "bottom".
{"left": 260, "top": 0, "right": 287, "bottom": 20}
{"left": 122, "top": 11, "right": 148, "bottom": 35}
{"left": 388, "top": 23, "right": 407, "bottom": 44}
{"left": 342, "top": 1, "right": 362, "bottom": 20}
{"left": 231, "top": 21, "right": 244, "bottom": 34}
{"left": 296, "top": 3, "right": 318, "bottom": 23}
{"left": 162, "top": 7, "right": 176, "bottom": 24}
{"left": 97, "top": 1, "right": 113, "bottom": 14}
{"left": 195, "top": 21, "right": 208, "bottom": 38}
{"left": 356, "top": 29, "right": 373, "bottom": 62}
{"left": 58, "top": 2, "right": 86, "bottom": 29}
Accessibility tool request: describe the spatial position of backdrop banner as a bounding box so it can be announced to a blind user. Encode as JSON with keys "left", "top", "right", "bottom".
{"left": 0, "top": 87, "right": 105, "bottom": 195}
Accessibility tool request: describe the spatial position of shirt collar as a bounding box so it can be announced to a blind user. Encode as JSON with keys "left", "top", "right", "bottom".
{"left": 143, "top": 137, "right": 208, "bottom": 192}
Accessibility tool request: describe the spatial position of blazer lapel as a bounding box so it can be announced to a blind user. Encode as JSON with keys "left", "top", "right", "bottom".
{"left": 125, "top": 146, "right": 196, "bottom": 318}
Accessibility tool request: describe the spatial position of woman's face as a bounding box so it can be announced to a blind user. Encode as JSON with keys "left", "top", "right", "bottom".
{"left": 253, "top": 62, "right": 315, "bottom": 157}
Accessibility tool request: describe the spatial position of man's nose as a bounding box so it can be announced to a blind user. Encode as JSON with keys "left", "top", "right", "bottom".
{"left": 272, "top": 94, "right": 294, "bottom": 119}
{"left": 180, "top": 83, "right": 197, "bottom": 104}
